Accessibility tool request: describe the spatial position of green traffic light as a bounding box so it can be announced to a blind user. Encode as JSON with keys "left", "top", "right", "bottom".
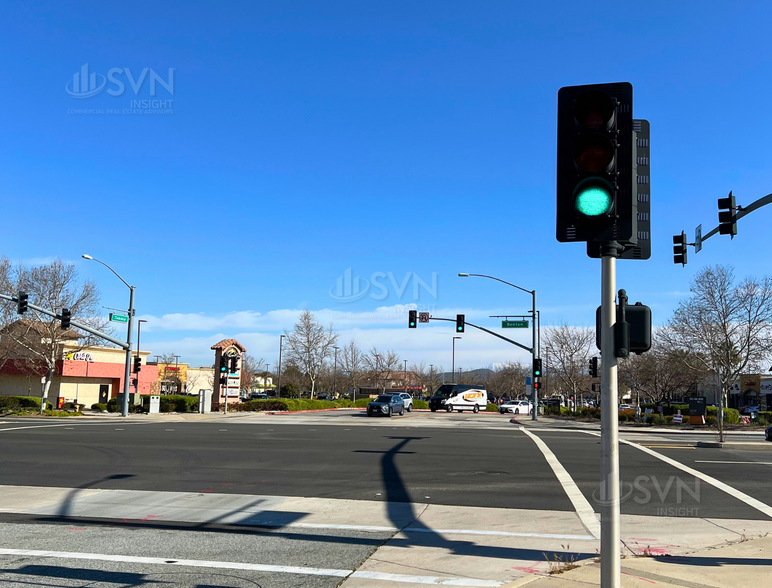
{"left": 575, "top": 183, "right": 612, "bottom": 216}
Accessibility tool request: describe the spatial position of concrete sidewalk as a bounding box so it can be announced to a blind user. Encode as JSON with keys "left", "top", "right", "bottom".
{"left": 501, "top": 534, "right": 772, "bottom": 587}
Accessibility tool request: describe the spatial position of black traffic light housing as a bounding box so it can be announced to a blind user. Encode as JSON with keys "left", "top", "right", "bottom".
{"left": 589, "top": 357, "right": 599, "bottom": 378}
{"left": 229, "top": 356, "right": 238, "bottom": 373}
{"left": 60, "top": 308, "right": 71, "bottom": 330}
{"left": 133, "top": 356, "right": 142, "bottom": 373}
{"left": 557, "top": 82, "right": 635, "bottom": 245}
{"left": 718, "top": 191, "right": 737, "bottom": 238}
{"left": 455, "top": 314, "right": 465, "bottom": 333}
{"left": 219, "top": 357, "right": 228, "bottom": 373}
{"left": 17, "top": 291, "right": 29, "bottom": 314}
{"left": 219, "top": 376, "right": 227, "bottom": 385}
{"left": 533, "top": 358, "right": 542, "bottom": 378}
{"left": 673, "top": 231, "right": 688, "bottom": 266}
{"left": 409, "top": 310, "right": 417, "bottom": 328}
{"left": 595, "top": 302, "right": 652, "bottom": 355}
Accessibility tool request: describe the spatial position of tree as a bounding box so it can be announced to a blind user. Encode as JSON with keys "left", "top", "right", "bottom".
{"left": 543, "top": 322, "right": 595, "bottom": 403}
{"left": 363, "top": 348, "right": 400, "bottom": 392}
{"left": 618, "top": 332, "right": 703, "bottom": 405}
{"left": 664, "top": 265, "right": 772, "bottom": 440}
{"left": 284, "top": 310, "right": 338, "bottom": 398}
{"left": 486, "top": 363, "right": 530, "bottom": 401}
{"left": 156, "top": 353, "right": 183, "bottom": 394}
{"left": 240, "top": 354, "right": 266, "bottom": 392}
{"left": 341, "top": 341, "right": 365, "bottom": 397}
{"left": 0, "top": 258, "right": 107, "bottom": 410}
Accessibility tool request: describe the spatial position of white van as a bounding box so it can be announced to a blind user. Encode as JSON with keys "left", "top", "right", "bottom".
{"left": 429, "top": 384, "right": 488, "bottom": 413}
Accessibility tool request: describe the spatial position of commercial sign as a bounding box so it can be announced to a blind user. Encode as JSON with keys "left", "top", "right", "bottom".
{"left": 66, "top": 352, "right": 94, "bottom": 362}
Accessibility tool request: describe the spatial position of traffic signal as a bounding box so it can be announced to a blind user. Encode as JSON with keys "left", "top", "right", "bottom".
{"left": 229, "top": 356, "right": 238, "bottom": 373}
{"left": 533, "top": 381, "right": 541, "bottom": 391}
{"left": 133, "top": 356, "right": 142, "bottom": 373}
{"left": 533, "top": 358, "right": 542, "bottom": 378}
{"left": 456, "top": 314, "right": 465, "bottom": 333}
{"left": 60, "top": 308, "right": 71, "bottom": 330}
{"left": 219, "top": 357, "right": 227, "bottom": 373}
{"left": 718, "top": 191, "right": 737, "bottom": 238}
{"left": 219, "top": 376, "right": 227, "bottom": 385}
{"left": 17, "top": 291, "right": 28, "bottom": 314}
{"left": 409, "top": 310, "right": 417, "bottom": 328}
{"left": 557, "top": 82, "right": 635, "bottom": 244}
{"left": 589, "top": 357, "right": 599, "bottom": 378}
{"left": 673, "top": 231, "right": 688, "bottom": 265}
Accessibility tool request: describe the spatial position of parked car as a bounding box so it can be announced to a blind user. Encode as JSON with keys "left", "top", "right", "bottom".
{"left": 428, "top": 384, "right": 487, "bottom": 413}
{"left": 394, "top": 392, "right": 413, "bottom": 412}
{"left": 367, "top": 394, "right": 404, "bottom": 417}
{"left": 766, "top": 424, "right": 772, "bottom": 442}
{"left": 500, "top": 400, "right": 532, "bottom": 415}
{"left": 740, "top": 405, "right": 760, "bottom": 416}
{"left": 250, "top": 393, "right": 269, "bottom": 400}
{"left": 618, "top": 404, "right": 635, "bottom": 411}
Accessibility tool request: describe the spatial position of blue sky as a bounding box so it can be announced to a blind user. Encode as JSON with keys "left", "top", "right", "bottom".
{"left": 2, "top": 1, "right": 771, "bottom": 369}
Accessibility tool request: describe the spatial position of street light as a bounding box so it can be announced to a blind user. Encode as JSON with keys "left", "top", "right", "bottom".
{"left": 459, "top": 272, "right": 539, "bottom": 421}
{"left": 83, "top": 254, "right": 135, "bottom": 417}
{"left": 333, "top": 346, "right": 339, "bottom": 399}
{"left": 277, "top": 335, "right": 286, "bottom": 398}
{"left": 452, "top": 337, "right": 461, "bottom": 381}
{"left": 403, "top": 359, "right": 408, "bottom": 393}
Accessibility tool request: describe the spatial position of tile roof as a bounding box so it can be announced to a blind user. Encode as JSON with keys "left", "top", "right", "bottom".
{"left": 210, "top": 339, "right": 247, "bottom": 352}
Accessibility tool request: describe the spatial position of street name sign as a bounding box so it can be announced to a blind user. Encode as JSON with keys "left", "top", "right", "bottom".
{"left": 109, "top": 313, "right": 129, "bottom": 324}
{"left": 502, "top": 320, "right": 528, "bottom": 328}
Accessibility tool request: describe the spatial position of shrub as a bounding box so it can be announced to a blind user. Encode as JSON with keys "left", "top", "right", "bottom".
{"left": 91, "top": 403, "right": 107, "bottom": 412}
{"left": 413, "top": 400, "right": 428, "bottom": 410}
{"left": 42, "top": 410, "right": 83, "bottom": 417}
{"left": 705, "top": 415, "right": 718, "bottom": 427}
{"left": 61, "top": 402, "right": 85, "bottom": 411}
{"left": 0, "top": 396, "right": 45, "bottom": 411}
{"left": 106, "top": 398, "right": 120, "bottom": 413}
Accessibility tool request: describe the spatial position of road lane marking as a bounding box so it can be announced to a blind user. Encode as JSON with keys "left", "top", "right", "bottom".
{"left": 0, "top": 548, "right": 504, "bottom": 586}
{"left": 584, "top": 431, "right": 772, "bottom": 519}
{"left": 0, "top": 422, "right": 153, "bottom": 433}
{"left": 289, "top": 523, "right": 595, "bottom": 540}
{"left": 695, "top": 460, "right": 772, "bottom": 465}
{"left": 519, "top": 427, "right": 599, "bottom": 538}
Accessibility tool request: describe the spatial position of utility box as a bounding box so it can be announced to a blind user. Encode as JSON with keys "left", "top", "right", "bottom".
{"left": 149, "top": 395, "right": 160, "bottom": 414}
{"left": 199, "top": 389, "right": 212, "bottom": 413}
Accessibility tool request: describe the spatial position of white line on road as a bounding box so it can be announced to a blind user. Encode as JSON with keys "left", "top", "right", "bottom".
{"left": 695, "top": 460, "right": 772, "bottom": 465}
{"left": 584, "top": 431, "right": 772, "bottom": 519}
{"left": 0, "top": 548, "right": 504, "bottom": 586}
{"left": 519, "top": 427, "right": 599, "bottom": 538}
{"left": 0, "top": 422, "right": 153, "bottom": 433}
{"left": 288, "top": 522, "right": 595, "bottom": 540}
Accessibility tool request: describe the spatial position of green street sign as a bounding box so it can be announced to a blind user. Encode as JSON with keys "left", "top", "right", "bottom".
{"left": 502, "top": 320, "right": 529, "bottom": 328}
{"left": 109, "top": 313, "right": 129, "bottom": 324}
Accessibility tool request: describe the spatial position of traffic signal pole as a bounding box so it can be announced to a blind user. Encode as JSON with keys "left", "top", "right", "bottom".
{"left": 531, "top": 289, "right": 538, "bottom": 421}
{"left": 121, "top": 286, "right": 135, "bottom": 418}
{"left": 600, "top": 243, "right": 621, "bottom": 588}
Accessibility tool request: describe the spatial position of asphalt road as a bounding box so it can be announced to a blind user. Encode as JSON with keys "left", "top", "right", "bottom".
{"left": 0, "top": 414, "right": 770, "bottom": 587}
{"left": 0, "top": 416, "right": 769, "bottom": 518}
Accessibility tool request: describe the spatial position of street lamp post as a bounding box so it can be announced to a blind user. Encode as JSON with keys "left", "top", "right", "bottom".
{"left": 83, "top": 254, "right": 135, "bottom": 418}
{"left": 173, "top": 355, "right": 181, "bottom": 394}
{"left": 429, "top": 364, "right": 434, "bottom": 396}
{"left": 452, "top": 337, "right": 461, "bottom": 381}
{"left": 277, "top": 335, "right": 285, "bottom": 398}
{"left": 136, "top": 320, "right": 147, "bottom": 394}
{"left": 264, "top": 364, "right": 270, "bottom": 394}
{"left": 459, "top": 272, "right": 539, "bottom": 421}
{"left": 333, "top": 346, "right": 339, "bottom": 399}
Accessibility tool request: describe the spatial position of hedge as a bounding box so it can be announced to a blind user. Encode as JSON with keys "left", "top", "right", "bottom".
{"left": 91, "top": 403, "right": 107, "bottom": 411}
{"left": 0, "top": 396, "right": 47, "bottom": 410}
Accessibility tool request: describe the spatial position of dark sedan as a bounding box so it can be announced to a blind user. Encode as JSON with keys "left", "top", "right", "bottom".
{"left": 766, "top": 424, "right": 772, "bottom": 442}
{"left": 366, "top": 394, "right": 405, "bottom": 417}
